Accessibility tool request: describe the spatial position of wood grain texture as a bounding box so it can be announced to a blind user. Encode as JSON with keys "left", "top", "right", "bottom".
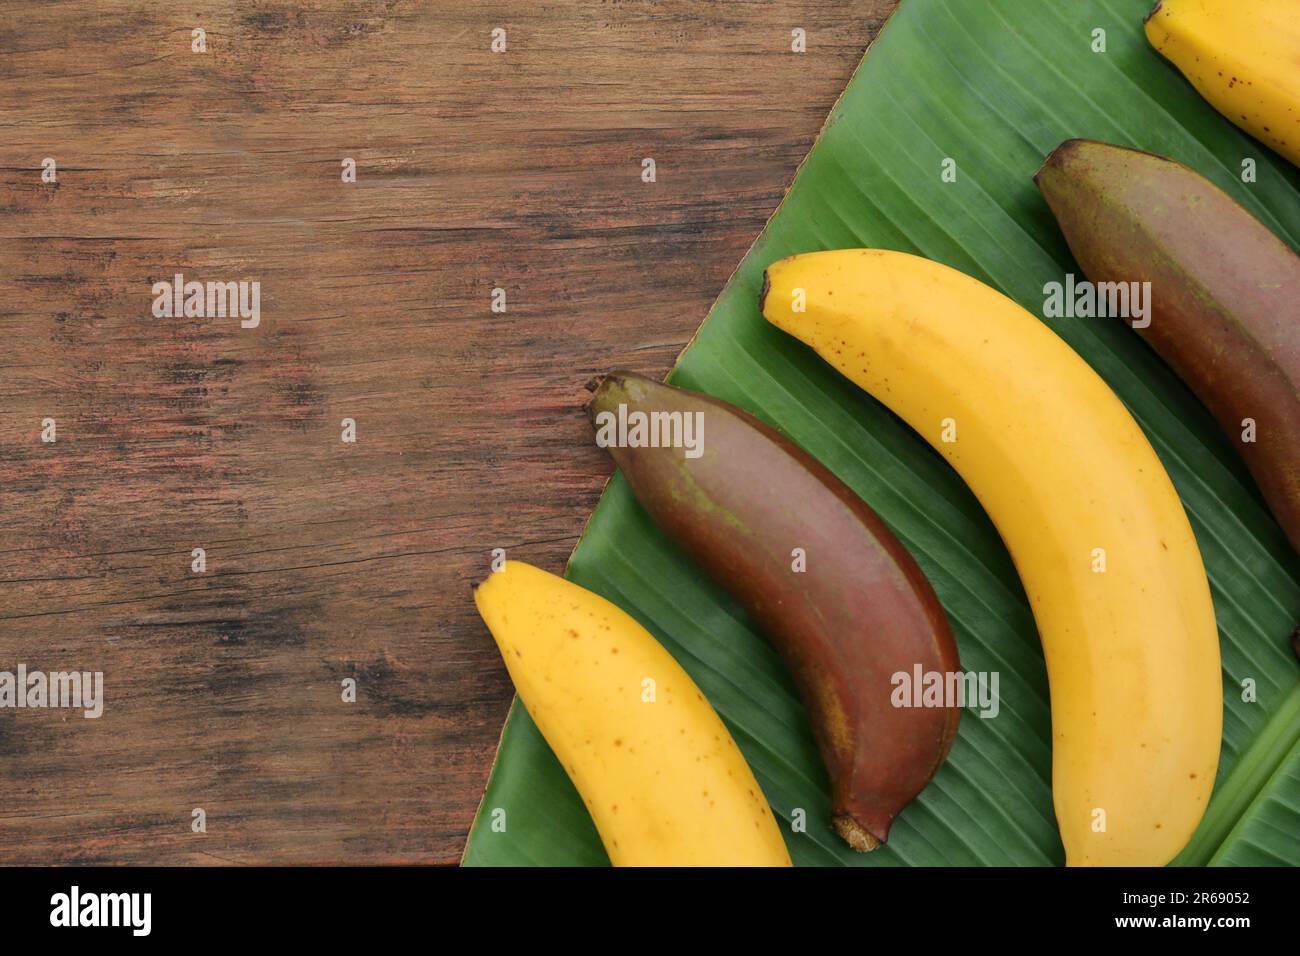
{"left": 0, "top": 0, "right": 894, "bottom": 864}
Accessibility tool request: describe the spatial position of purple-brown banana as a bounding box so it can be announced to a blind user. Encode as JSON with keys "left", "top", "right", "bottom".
{"left": 586, "top": 370, "right": 961, "bottom": 850}
{"left": 1036, "top": 139, "right": 1300, "bottom": 554}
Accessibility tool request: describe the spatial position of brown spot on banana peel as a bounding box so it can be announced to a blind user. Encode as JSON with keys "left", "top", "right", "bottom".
{"left": 587, "top": 371, "right": 962, "bottom": 849}
{"left": 1036, "top": 139, "right": 1300, "bottom": 555}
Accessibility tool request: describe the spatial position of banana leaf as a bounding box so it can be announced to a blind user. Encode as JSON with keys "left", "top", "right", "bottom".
{"left": 462, "top": 0, "right": 1300, "bottom": 866}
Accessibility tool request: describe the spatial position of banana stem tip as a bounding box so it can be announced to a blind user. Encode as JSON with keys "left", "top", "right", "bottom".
{"left": 833, "top": 815, "right": 882, "bottom": 853}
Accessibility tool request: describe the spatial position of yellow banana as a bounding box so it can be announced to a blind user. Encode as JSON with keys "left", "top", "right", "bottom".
{"left": 761, "top": 249, "right": 1222, "bottom": 866}
{"left": 1145, "top": 0, "right": 1300, "bottom": 166}
{"left": 474, "top": 560, "right": 792, "bottom": 866}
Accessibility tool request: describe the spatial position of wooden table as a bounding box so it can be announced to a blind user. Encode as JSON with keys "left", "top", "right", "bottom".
{"left": 0, "top": 0, "right": 894, "bottom": 864}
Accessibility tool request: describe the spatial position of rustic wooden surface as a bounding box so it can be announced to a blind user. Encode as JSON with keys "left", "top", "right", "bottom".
{"left": 0, "top": 0, "right": 894, "bottom": 864}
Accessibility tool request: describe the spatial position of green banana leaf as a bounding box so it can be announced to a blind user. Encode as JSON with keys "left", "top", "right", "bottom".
{"left": 463, "top": 0, "right": 1300, "bottom": 866}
